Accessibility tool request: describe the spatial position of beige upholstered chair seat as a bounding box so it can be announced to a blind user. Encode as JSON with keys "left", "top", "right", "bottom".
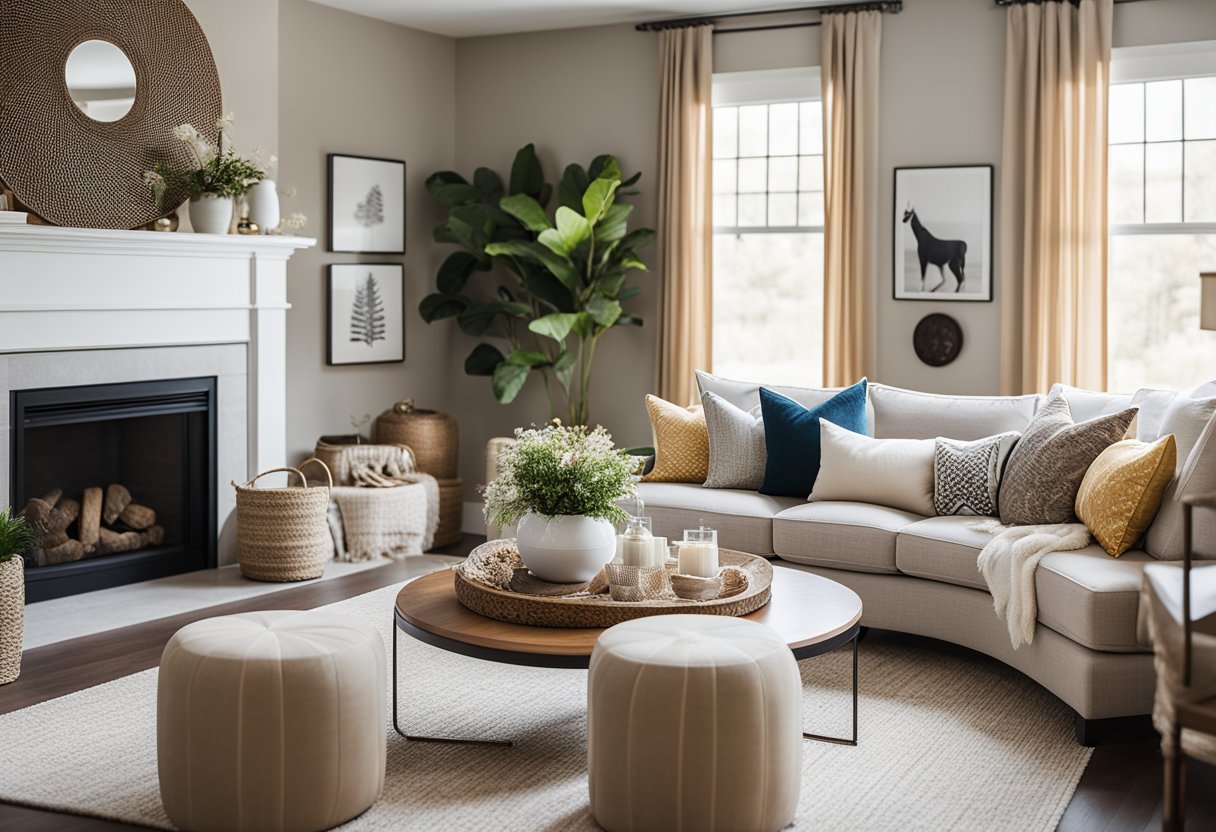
{"left": 157, "top": 610, "right": 386, "bottom": 832}
{"left": 588, "top": 614, "right": 802, "bottom": 832}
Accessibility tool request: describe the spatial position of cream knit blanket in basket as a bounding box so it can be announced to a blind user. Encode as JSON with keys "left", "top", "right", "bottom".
{"left": 328, "top": 474, "right": 440, "bottom": 561}
{"left": 970, "top": 519, "right": 1091, "bottom": 649}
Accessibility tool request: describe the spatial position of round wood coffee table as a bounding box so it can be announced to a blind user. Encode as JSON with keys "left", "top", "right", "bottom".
{"left": 392, "top": 562, "right": 863, "bottom": 747}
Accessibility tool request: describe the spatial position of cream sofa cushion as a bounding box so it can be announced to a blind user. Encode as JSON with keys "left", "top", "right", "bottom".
{"left": 773, "top": 501, "right": 922, "bottom": 574}
{"left": 1049, "top": 383, "right": 1135, "bottom": 426}
{"left": 869, "top": 383, "right": 1039, "bottom": 440}
{"left": 636, "top": 482, "right": 801, "bottom": 556}
{"left": 701, "top": 391, "right": 766, "bottom": 490}
{"left": 1145, "top": 383, "right": 1216, "bottom": 560}
{"left": 895, "top": 516, "right": 1151, "bottom": 652}
{"left": 810, "top": 419, "right": 935, "bottom": 515}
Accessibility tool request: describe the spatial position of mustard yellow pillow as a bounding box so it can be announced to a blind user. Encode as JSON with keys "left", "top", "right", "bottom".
{"left": 1075, "top": 435, "right": 1177, "bottom": 557}
{"left": 642, "top": 394, "right": 709, "bottom": 484}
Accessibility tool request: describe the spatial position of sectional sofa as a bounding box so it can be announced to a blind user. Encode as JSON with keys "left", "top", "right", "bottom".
{"left": 637, "top": 377, "right": 1216, "bottom": 744}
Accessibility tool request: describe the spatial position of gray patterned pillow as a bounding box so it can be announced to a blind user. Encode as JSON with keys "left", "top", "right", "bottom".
{"left": 933, "top": 432, "right": 1020, "bottom": 516}
{"left": 701, "top": 391, "right": 767, "bottom": 490}
{"left": 997, "top": 395, "right": 1138, "bottom": 525}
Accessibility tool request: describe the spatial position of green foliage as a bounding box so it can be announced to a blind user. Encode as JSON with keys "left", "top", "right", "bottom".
{"left": 153, "top": 150, "right": 265, "bottom": 201}
{"left": 0, "top": 508, "right": 34, "bottom": 564}
{"left": 419, "top": 143, "right": 654, "bottom": 425}
{"left": 483, "top": 423, "right": 638, "bottom": 527}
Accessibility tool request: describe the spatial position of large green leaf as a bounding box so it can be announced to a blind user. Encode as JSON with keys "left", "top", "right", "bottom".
{"left": 432, "top": 221, "right": 457, "bottom": 245}
{"left": 586, "top": 295, "right": 622, "bottom": 328}
{"left": 619, "top": 228, "right": 656, "bottom": 252}
{"left": 594, "top": 203, "right": 633, "bottom": 244}
{"left": 473, "top": 167, "right": 504, "bottom": 202}
{"left": 418, "top": 292, "right": 468, "bottom": 322}
{"left": 425, "top": 170, "right": 469, "bottom": 195}
{"left": 457, "top": 302, "right": 502, "bottom": 337}
{"left": 521, "top": 270, "right": 574, "bottom": 312}
{"left": 486, "top": 240, "right": 581, "bottom": 293}
{"left": 553, "top": 350, "right": 576, "bottom": 392}
{"left": 582, "top": 179, "right": 620, "bottom": 225}
{"left": 617, "top": 285, "right": 641, "bottom": 300}
{"left": 529, "top": 312, "right": 579, "bottom": 342}
{"left": 506, "top": 349, "right": 551, "bottom": 367}
{"left": 464, "top": 343, "right": 505, "bottom": 376}
{"left": 558, "top": 164, "right": 590, "bottom": 212}
{"left": 430, "top": 182, "right": 481, "bottom": 207}
{"left": 509, "top": 143, "right": 545, "bottom": 198}
{"left": 499, "top": 194, "right": 552, "bottom": 233}
{"left": 621, "top": 171, "right": 642, "bottom": 188}
{"left": 589, "top": 155, "right": 621, "bottom": 182}
{"left": 437, "top": 251, "right": 479, "bottom": 295}
{"left": 538, "top": 207, "right": 591, "bottom": 257}
{"left": 492, "top": 362, "right": 530, "bottom": 404}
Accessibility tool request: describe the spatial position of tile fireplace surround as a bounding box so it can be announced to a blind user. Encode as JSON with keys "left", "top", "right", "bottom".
{"left": 0, "top": 224, "right": 314, "bottom": 567}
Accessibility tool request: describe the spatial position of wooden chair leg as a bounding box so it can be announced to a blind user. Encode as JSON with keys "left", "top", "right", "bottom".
{"left": 1164, "top": 722, "right": 1186, "bottom": 832}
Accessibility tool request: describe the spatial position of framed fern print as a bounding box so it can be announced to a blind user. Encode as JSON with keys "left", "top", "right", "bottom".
{"left": 327, "top": 153, "right": 406, "bottom": 254}
{"left": 327, "top": 264, "right": 405, "bottom": 365}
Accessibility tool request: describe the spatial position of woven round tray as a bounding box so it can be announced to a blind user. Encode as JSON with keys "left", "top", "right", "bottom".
{"left": 454, "top": 543, "right": 772, "bottom": 628}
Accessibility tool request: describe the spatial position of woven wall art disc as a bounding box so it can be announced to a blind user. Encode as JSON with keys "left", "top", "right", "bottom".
{"left": 913, "top": 313, "right": 965, "bottom": 367}
{"left": 0, "top": 0, "right": 222, "bottom": 229}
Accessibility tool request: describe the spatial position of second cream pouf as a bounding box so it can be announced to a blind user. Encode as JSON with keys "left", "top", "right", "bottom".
{"left": 157, "top": 610, "right": 386, "bottom": 832}
{"left": 588, "top": 615, "right": 802, "bottom": 832}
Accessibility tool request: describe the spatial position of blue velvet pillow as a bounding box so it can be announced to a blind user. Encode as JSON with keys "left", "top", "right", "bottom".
{"left": 758, "top": 379, "right": 869, "bottom": 498}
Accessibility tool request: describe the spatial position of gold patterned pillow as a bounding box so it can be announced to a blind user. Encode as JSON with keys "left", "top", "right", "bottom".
{"left": 642, "top": 394, "right": 709, "bottom": 484}
{"left": 1075, "top": 436, "right": 1177, "bottom": 557}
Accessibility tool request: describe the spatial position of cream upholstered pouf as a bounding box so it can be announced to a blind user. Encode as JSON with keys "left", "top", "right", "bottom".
{"left": 588, "top": 614, "right": 802, "bottom": 832}
{"left": 157, "top": 611, "right": 386, "bottom": 832}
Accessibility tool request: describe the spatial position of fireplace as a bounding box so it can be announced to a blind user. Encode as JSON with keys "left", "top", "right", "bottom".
{"left": 10, "top": 378, "right": 217, "bottom": 602}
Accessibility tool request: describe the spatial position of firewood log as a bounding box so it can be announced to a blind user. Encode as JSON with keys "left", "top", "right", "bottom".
{"left": 46, "top": 498, "right": 79, "bottom": 534}
{"left": 97, "top": 527, "right": 143, "bottom": 555}
{"left": 19, "top": 498, "right": 52, "bottom": 532}
{"left": 41, "top": 530, "right": 69, "bottom": 548}
{"left": 139, "top": 525, "right": 165, "bottom": 547}
{"left": 103, "top": 484, "right": 132, "bottom": 525}
{"left": 79, "top": 487, "right": 102, "bottom": 546}
{"left": 41, "top": 488, "right": 62, "bottom": 508}
{"left": 35, "top": 539, "right": 85, "bottom": 566}
{"left": 119, "top": 503, "right": 156, "bottom": 530}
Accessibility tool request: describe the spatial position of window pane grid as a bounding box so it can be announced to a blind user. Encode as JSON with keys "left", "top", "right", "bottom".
{"left": 714, "top": 101, "right": 824, "bottom": 231}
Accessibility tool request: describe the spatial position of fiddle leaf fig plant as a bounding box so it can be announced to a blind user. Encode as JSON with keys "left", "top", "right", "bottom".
{"left": 419, "top": 144, "right": 653, "bottom": 426}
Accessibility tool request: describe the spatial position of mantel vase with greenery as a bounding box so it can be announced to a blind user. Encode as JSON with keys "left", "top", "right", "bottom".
{"left": 0, "top": 508, "right": 34, "bottom": 685}
{"left": 419, "top": 144, "right": 654, "bottom": 426}
{"left": 484, "top": 424, "right": 637, "bottom": 583}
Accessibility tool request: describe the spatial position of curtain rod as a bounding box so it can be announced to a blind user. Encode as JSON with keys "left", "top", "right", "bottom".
{"left": 635, "top": 1, "right": 902, "bottom": 34}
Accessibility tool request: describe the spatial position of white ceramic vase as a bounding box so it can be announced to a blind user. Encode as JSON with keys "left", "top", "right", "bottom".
{"left": 516, "top": 512, "right": 617, "bottom": 583}
{"left": 247, "top": 179, "right": 280, "bottom": 234}
{"left": 189, "top": 194, "right": 234, "bottom": 234}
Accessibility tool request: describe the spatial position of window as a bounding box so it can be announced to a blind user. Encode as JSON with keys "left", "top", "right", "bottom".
{"left": 1107, "top": 44, "right": 1216, "bottom": 392}
{"left": 712, "top": 69, "right": 823, "bottom": 387}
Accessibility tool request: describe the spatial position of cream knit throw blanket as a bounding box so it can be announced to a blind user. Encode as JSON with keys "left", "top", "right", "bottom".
{"left": 969, "top": 519, "right": 1091, "bottom": 649}
{"left": 328, "top": 474, "right": 440, "bottom": 561}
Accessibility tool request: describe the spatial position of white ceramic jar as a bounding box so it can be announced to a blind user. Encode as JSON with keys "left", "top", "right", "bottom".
{"left": 247, "top": 179, "right": 280, "bottom": 234}
{"left": 189, "top": 194, "right": 233, "bottom": 234}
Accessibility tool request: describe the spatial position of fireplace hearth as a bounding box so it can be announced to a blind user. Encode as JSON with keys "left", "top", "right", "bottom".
{"left": 10, "top": 378, "right": 217, "bottom": 602}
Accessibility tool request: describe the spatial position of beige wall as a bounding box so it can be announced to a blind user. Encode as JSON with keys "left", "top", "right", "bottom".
{"left": 278, "top": 0, "right": 457, "bottom": 462}
{"left": 452, "top": 24, "right": 660, "bottom": 496}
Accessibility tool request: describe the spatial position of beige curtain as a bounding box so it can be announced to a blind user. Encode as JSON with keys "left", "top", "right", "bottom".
{"left": 821, "top": 11, "right": 882, "bottom": 387}
{"left": 999, "top": 0, "right": 1113, "bottom": 394}
{"left": 657, "top": 25, "right": 713, "bottom": 406}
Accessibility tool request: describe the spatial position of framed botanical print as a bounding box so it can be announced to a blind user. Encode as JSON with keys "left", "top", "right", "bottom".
{"left": 327, "top": 264, "right": 404, "bottom": 365}
{"left": 893, "top": 165, "right": 993, "bottom": 302}
{"left": 327, "top": 153, "right": 405, "bottom": 254}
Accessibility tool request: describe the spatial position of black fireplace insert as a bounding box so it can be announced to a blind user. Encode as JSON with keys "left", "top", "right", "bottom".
{"left": 10, "top": 377, "right": 217, "bottom": 602}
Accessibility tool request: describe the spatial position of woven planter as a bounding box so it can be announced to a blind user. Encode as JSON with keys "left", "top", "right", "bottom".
{"left": 234, "top": 458, "right": 332, "bottom": 582}
{"left": 433, "top": 477, "right": 464, "bottom": 549}
{"left": 374, "top": 401, "right": 458, "bottom": 479}
{"left": 0, "top": 556, "right": 24, "bottom": 685}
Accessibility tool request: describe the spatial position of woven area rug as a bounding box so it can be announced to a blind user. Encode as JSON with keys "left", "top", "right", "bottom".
{"left": 0, "top": 578, "right": 1092, "bottom": 831}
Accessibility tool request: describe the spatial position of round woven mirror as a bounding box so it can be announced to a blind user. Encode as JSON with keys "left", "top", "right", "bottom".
{"left": 0, "top": 0, "right": 223, "bottom": 229}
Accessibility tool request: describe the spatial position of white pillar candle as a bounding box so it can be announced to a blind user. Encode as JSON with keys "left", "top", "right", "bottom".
{"left": 651, "top": 537, "right": 668, "bottom": 569}
{"left": 678, "top": 542, "right": 719, "bottom": 578}
{"left": 622, "top": 531, "right": 654, "bottom": 568}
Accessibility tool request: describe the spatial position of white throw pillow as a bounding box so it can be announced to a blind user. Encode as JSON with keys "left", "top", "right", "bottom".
{"left": 1130, "top": 388, "right": 1179, "bottom": 442}
{"left": 809, "top": 419, "right": 936, "bottom": 516}
{"left": 1145, "top": 384, "right": 1216, "bottom": 559}
{"left": 868, "top": 383, "right": 1039, "bottom": 441}
{"left": 1048, "top": 383, "right": 1135, "bottom": 424}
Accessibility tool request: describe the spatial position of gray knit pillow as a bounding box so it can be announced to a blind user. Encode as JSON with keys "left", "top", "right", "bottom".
{"left": 702, "top": 391, "right": 767, "bottom": 490}
{"left": 933, "top": 431, "right": 1020, "bottom": 516}
{"left": 997, "top": 395, "right": 1138, "bottom": 525}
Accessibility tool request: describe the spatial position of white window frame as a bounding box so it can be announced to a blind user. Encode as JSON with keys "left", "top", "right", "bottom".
{"left": 711, "top": 67, "right": 823, "bottom": 236}
{"left": 1109, "top": 40, "right": 1216, "bottom": 236}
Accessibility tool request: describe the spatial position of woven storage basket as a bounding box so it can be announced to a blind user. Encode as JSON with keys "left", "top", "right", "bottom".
{"left": 374, "top": 401, "right": 458, "bottom": 479}
{"left": 234, "top": 458, "right": 332, "bottom": 582}
{"left": 313, "top": 437, "right": 416, "bottom": 486}
{"left": 0, "top": 556, "right": 24, "bottom": 685}
{"left": 433, "top": 477, "right": 464, "bottom": 549}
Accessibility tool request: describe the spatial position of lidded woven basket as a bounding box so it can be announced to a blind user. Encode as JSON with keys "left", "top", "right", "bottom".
{"left": 374, "top": 399, "right": 458, "bottom": 479}
{"left": 233, "top": 458, "right": 332, "bottom": 582}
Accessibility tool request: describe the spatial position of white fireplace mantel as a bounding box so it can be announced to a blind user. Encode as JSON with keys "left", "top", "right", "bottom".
{"left": 0, "top": 224, "right": 314, "bottom": 478}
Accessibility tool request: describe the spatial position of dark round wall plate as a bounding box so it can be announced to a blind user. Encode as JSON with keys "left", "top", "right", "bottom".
{"left": 913, "top": 314, "right": 964, "bottom": 367}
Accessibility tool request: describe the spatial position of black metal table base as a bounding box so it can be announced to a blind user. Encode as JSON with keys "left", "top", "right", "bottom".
{"left": 391, "top": 611, "right": 860, "bottom": 749}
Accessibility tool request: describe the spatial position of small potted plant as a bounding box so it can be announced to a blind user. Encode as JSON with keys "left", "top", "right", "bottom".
{"left": 0, "top": 507, "right": 34, "bottom": 685}
{"left": 145, "top": 114, "right": 265, "bottom": 234}
{"left": 484, "top": 422, "right": 637, "bottom": 583}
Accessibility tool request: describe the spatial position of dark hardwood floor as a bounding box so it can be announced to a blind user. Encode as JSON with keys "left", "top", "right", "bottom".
{"left": 1, "top": 532, "right": 1212, "bottom": 831}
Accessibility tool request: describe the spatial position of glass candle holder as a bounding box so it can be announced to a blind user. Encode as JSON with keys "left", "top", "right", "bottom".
{"left": 620, "top": 516, "right": 655, "bottom": 568}
{"left": 678, "top": 527, "right": 719, "bottom": 577}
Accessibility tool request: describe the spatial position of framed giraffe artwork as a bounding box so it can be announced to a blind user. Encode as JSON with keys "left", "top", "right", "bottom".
{"left": 893, "top": 165, "right": 993, "bottom": 302}
{"left": 328, "top": 153, "right": 406, "bottom": 254}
